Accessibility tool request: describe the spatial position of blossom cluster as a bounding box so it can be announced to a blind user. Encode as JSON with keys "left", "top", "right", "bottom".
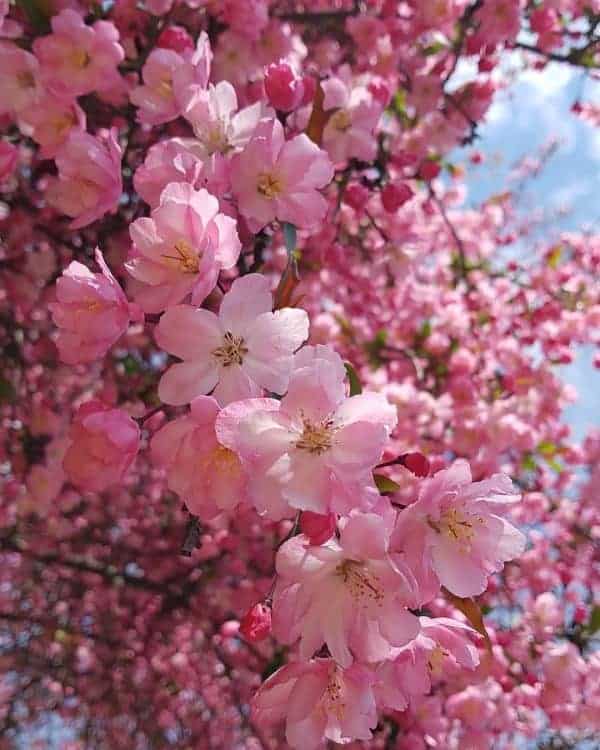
{"left": 1, "top": 0, "right": 599, "bottom": 749}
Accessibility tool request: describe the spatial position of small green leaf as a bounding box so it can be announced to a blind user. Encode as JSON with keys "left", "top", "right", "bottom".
{"left": 588, "top": 606, "right": 600, "bottom": 634}
{"left": 422, "top": 41, "right": 447, "bottom": 56}
{"left": 373, "top": 474, "right": 401, "bottom": 495}
{"left": 344, "top": 362, "right": 362, "bottom": 396}
{"left": 521, "top": 454, "right": 537, "bottom": 472}
{"left": 282, "top": 222, "right": 297, "bottom": 256}
{"left": 537, "top": 441, "right": 557, "bottom": 458}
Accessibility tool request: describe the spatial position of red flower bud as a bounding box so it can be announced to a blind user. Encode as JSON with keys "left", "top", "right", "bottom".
{"left": 239, "top": 603, "right": 272, "bottom": 642}
{"left": 400, "top": 452, "right": 430, "bottom": 477}
{"left": 300, "top": 511, "right": 337, "bottom": 545}
{"left": 157, "top": 26, "right": 194, "bottom": 54}
{"left": 264, "top": 61, "right": 305, "bottom": 112}
{"left": 419, "top": 160, "right": 441, "bottom": 181}
{"left": 381, "top": 183, "right": 414, "bottom": 213}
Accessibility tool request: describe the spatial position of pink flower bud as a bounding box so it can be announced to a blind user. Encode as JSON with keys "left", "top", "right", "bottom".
{"left": 63, "top": 401, "right": 140, "bottom": 492}
{"left": 300, "top": 511, "right": 337, "bottom": 545}
{"left": 530, "top": 7, "right": 558, "bottom": 34}
{"left": 156, "top": 25, "right": 194, "bottom": 53}
{"left": 400, "top": 452, "right": 430, "bottom": 477}
{"left": 381, "top": 183, "right": 414, "bottom": 213}
{"left": 344, "top": 182, "right": 369, "bottom": 211}
{"left": 368, "top": 80, "right": 391, "bottom": 106}
{"left": 239, "top": 603, "right": 272, "bottom": 642}
{"left": 419, "top": 160, "right": 441, "bottom": 181}
{"left": 264, "top": 61, "right": 305, "bottom": 112}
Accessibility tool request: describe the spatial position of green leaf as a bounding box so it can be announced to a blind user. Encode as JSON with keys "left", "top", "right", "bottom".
{"left": 521, "top": 454, "right": 537, "bottom": 472}
{"left": 588, "top": 606, "right": 600, "bottom": 634}
{"left": 537, "top": 441, "right": 557, "bottom": 458}
{"left": 344, "top": 362, "right": 362, "bottom": 396}
{"left": 373, "top": 474, "right": 401, "bottom": 495}
{"left": 282, "top": 222, "right": 297, "bottom": 256}
{"left": 422, "top": 41, "right": 447, "bottom": 56}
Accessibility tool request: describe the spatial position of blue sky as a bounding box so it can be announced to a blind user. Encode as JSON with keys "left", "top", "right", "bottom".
{"left": 453, "top": 57, "right": 600, "bottom": 441}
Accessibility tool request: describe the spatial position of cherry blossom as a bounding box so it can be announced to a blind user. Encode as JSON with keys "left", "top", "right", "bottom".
{"left": 50, "top": 248, "right": 142, "bottom": 364}
{"left": 392, "top": 460, "right": 526, "bottom": 599}
{"left": 126, "top": 182, "right": 240, "bottom": 312}
{"left": 272, "top": 511, "right": 420, "bottom": 666}
{"left": 230, "top": 118, "right": 334, "bottom": 232}
{"left": 216, "top": 352, "right": 397, "bottom": 515}
{"left": 155, "top": 273, "right": 308, "bottom": 405}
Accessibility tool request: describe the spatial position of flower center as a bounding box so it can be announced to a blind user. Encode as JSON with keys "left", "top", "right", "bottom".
{"left": 156, "top": 77, "right": 173, "bottom": 100}
{"left": 336, "top": 559, "right": 384, "bottom": 604}
{"left": 323, "top": 669, "right": 345, "bottom": 719}
{"left": 256, "top": 172, "right": 282, "bottom": 199}
{"left": 53, "top": 112, "right": 76, "bottom": 136}
{"left": 295, "top": 418, "right": 336, "bottom": 455}
{"left": 330, "top": 109, "right": 352, "bottom": 132}
{"left": 161, "top": 239, "right": 200, "bottom": 274}
{"left": 212, "top": 331, "right": 248, "bottom": 367}
{"left": 17, "top": 70, "right": 36, "bottom": 89}
{"left": 428, "top": 645, "right": 446, "bottom": 676}
{"left": 71, "top": 48, "right": 91, "bottom": 69}
{"left": 428, "top": 507, "right": 482, "bottom": 550}
{"left": 203, "top": 124, "right": 229, "bottom": 155}
{"left": 209, "top": 444, "right": 242, "bottom": 474}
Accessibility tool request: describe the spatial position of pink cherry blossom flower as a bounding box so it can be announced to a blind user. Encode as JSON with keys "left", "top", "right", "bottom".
{"left": 126, "top": 182, "right": 240, "bottom": 313}
{"left": 133, "top": 138, "right": 205, "bottom": 208}
{"left": 130, "top": 48, "right": 186, "bottom": 125}
{"left": 63, "top": 401, "right": 140, "bottom": 492}
{"left": 230, "top": 118, "right": 334, "bottom": 232}
{"left": 45, "top": 130, "right": 122, "bottom": 230}
{"left": 376, "top": 616, "right": 480, "bottom": 711}
{"left": 272, "top": 511, "right": 420, "bottom": 666}
{"left": 0, "top": 42, "right": 40, "bottom": 115}
{"left": 0, "top": 141, "right": 17, "bottom": 181}
{"left": 321, "top": 71, "right": 383, "bottom": 164}
{"left": 18, "top": 92, "right": 85, "bottom": 159}
{"left": 33, "top": 9, "right": 124, "bottom": 99}
{"left": 155, "top": 273, "right": 309, "bottom": 405}
{"left": 151, "top": 396, "right": 247, "bottom": 520}
{"left": 252, "top": 659, "right": 378, "bottom": 749}
{"left": 49, "top": 248, "right": 142, "bottom": 365}
{"left": 181, "top": 80, "right": 265, "bottom": 159}
{"left": 392, "top": 459, "right": 526, "bottom": 599}
{"left": 216, "top": 351, "right": 397, "bottom": 515}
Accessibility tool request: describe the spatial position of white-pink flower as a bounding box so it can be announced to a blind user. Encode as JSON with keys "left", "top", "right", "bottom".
{"left": 45, "top": 130, "right": 122, "bottom": 230}
{"left": 182, "top": 80, "right": 265, "bottom": 158}
{"left": 392, "top": 459, "right": 526, "bottom": 599}
{"left": 126, "top": 182, "right": 240, "bottom": 313}
{"left": 321, "top": 70, "right": 383, "bottom": 164}
{"left": 230, "top": 118, "right": 334, "bottom": 232}
{"left": 375, "top": 616, "right": 480, "bottom": 711}
{"left": 151, "top": 396, "right": 247, "bottom": 520}
{"left": 271, "top": 511, "right": 420, "bottom": 667}
{"left": 216, "top": 349, "right": 397, "bottom": 515}
{"left": 33, "top": 9, "right": 124, "bottom": 99}
{"left": 50, "top": 248, "right": 142, "bottom": 365}
{"left": 252, "top": 659, "right": 378, "bottom": 749}
{"left": 155, "top": 273, "right": 309, "bottom": 405}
